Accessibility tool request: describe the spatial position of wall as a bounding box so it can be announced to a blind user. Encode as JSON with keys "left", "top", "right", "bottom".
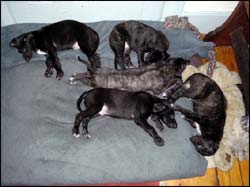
{"left": 1, "top": 1, "right": 239, "bottom": 33}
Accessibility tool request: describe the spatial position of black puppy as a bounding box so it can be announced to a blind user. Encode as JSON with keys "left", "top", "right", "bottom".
{"left": 109, "top": 21, "right": 170, "bottom": 69}
{"left": 167, "top": 73, "right": 227, "bottom": 156}
{"left": 9, "top": 20, "right": 101, "bottom": 79}
{"left": 72, "top": 88, "right": 174, "bottom": 146}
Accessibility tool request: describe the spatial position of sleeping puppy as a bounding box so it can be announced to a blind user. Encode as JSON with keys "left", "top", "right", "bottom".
{"left": 109, "top": 21, "right": 170, "bottom": 69}
{"left": 70, "top": 57, "right": 187, "bottom": 96}
{"left": 9, "top": 20, "right": 101, "bottom": 79}
{"left": 167, "top": 73, "right": 227, "bottom": 156}
{"left": 72, "top": 88, "right": 175, "bottom": 146}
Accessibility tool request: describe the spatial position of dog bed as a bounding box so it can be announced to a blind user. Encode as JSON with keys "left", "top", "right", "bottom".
{"left": 182, "top": 60, "right": 249, "bottom": 171}
{"left": 1, "top": 20, "right": 214, "bottom": 185}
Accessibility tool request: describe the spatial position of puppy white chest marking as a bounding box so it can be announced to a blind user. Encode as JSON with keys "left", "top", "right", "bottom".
{"left": 194, "top": 122, "right": 202, "bottom": 135}
{"left": 185, "top": 82, "right": 191, "bottom": 88}
{"left": 144, "top": 52, "right": 149, "bottom": 61}
{"left": 36, "top": 49, "right": 47, "bottom": 55}
{"left": 124, "top": 42, "right": 129, "bottom": 49}
{"left": 72, "top": 42, "right": 80, "bottom": 50}
{"left": 98, "top": 105, "right": 109, "bottom": 116}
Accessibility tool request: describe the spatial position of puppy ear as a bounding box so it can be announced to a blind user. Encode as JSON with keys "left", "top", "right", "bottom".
{"left": 9, "top": 38, "right": 17, "bottom": 47}
{"left": 25, "top": 33, "right": 34, "bottom": 42}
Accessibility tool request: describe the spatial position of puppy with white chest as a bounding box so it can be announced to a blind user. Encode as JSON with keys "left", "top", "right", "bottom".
{"left": 73, "top": 88, "right": 175, "bottom": 146}
{"left": 167, "top": 73, "right": 227, "bottom": 156}
{"left": 9, "top": 20, "right": 101, "bottom": 79}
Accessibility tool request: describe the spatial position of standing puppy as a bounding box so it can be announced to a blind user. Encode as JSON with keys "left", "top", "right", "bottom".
{"left": 109, "top": 21, "right": 170, "bottom": 69}
{"left": 168, "top": 73, "right": 227, "bottom": 156}
{"left": 9, "top": 20, "right": 101, "bottom": 79}
{"left": 73, "top": 88, "right": 174, "bottom": 146}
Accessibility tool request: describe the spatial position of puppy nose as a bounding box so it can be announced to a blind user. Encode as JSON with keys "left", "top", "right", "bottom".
{"left": 9, "top": 40, "right": 16, "bottom": 47}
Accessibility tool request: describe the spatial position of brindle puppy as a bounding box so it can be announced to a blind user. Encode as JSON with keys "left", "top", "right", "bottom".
{"left": 109, "top": 21, "right": 170, "bottom": 69}
{"left": 168, "top": 73, "right": 227, "bottom": 156}
{"left": 70, "top": 57, "right": 187, "bottom": 95}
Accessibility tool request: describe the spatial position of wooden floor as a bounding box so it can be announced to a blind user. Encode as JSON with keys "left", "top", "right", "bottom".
{"left": 160, "top": 46, "right": 249, "bottom": 186}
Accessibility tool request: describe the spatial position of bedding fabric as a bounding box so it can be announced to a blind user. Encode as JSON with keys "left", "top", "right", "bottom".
{"left": 1, "top": 21, "right": 212, "bottom": 185}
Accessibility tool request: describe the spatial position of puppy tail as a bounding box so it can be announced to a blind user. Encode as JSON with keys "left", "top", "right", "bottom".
{"left": 76, "top": 91, "right": 88, "bottom": 112}
{"left": 78, "top": 56, "right": 94, "bottom": 74}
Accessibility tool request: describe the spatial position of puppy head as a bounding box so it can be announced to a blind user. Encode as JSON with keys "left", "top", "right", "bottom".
{"left": 9, "top": 33, "right": 34, "bottom": 62}
{"left": 144, "top": 50, "right": 170, "bottom": 64}
{"left": 183, "top": 73, "right": 215, "bottom": 99}
{"left": 166, "top": 57, "right": 189, "bottom": 73}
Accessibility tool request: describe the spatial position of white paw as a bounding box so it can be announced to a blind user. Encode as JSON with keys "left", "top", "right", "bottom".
{"left": 69, "top": 76, "right": 75, "bottom": 81}
{"left": 69, "top": 77, "right": 77, "bottom": 85}
{"left": 70, "top": 81, "right": 77, "bottom": 85}
{"left": 84, "top": 134, "right": 92, "bottom": 139}
{"left": 73, "top": 133, "right": 80, "bottom": 138}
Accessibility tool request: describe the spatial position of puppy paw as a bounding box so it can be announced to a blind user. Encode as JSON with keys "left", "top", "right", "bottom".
{"left": 44, "top": 69, "right": 54, "bottom": 78}
{"left": 72, "top": 128, "right": 80, "bottom": 138}
{"left": 154, "top": 137, "right": 165, "bottom": 147}
{"left": 190, "top": 135, "right": 202, "bottom": 145}
{"left": 156, "top": 123, "right": 164, "bottom": 131}
{"left": 73, "top": 133, "right": 80, "bottom": 138}
{"left": 84, "top": 133, "right": 92, "bottom": 139}
{"left": 166, "top": 122, "right": 177, "bottom": 129}
{"left": 56, "top": 71, "right": 64, "bottom": 80}
{"left": 69, "top": 76, "right": 77, "bottom": 85}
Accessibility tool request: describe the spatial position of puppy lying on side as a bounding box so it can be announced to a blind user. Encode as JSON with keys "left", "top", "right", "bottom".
{"left": 9, "top": 20, "right": 100, "bottom": 79}
{"left": 168, "top": 73, "right": 227, "bottom": 156}
{"left": 109, "top": 21, "right": 170, "bottom": 69}
{"left": 70, "top": 57, "right": 188, "bottom": 95}
{"left": 73, "top": 88, "right": 174, "bottom": 146}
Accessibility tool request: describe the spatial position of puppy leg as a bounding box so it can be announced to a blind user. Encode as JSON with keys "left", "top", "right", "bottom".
{"left": 190, "top": 135, "right": 219, "bottom": 156}
{"left": 109, "top": 31, "right": 126, "bottom": 70}
{"left": 151, "top": 114, "right": 164, "bottom": 131}
{"left": 134, "top": 116, "right": 164, "bottom": 146}
{"left": 72, "top": 108, "right": 100, "bottom": 138}
{"left": 158, "top": 109, "right": 177, "bottom": 129}
{"left": 171, "top": 104, "right": 201, "bottom": 121}
{"left": 114, "top": 55, "right": 126, "bottom": 70}
{"left": 79, "top": 43, "right": 101, "bottom": 71}
{"left": 168, "top": 84, "right": 187, "bottom": 103}
{"left": 69, "top": 72, "right": 94, "bottom": 86}
{"left": 181, "top": 116, "right": 196, "bottom": 128}
{"left": 44, "top": 56, "right": 54, "bottom": 78}
{"left": 124, "top": 44, "right": 134, "bottom": 68}
{"left": 137, "top": 49, "right": 145, "bottom": 67}
{"left": 86, "top": 53, "right": 101, "bottom": 71}
{"left": 162, "top": 79, "right": 183, "bottom": 99}
{"left": 48, "top": 50, "right": 64, "bottom": 80}
{"left": 81, "top": 115, "right": 99, "bottom": 139}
